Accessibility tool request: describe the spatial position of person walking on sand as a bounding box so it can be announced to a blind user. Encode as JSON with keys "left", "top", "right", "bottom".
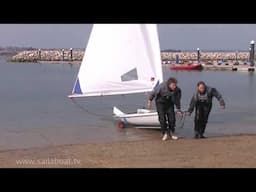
{"left": 186, "top": 81, "right": 225, "bottom": 139}
{"left": 147, "top": 77, "right": 182, "bottom": 141}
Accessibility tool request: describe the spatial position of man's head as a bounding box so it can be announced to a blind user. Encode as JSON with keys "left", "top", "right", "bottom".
{"left": 197, "top": 81, "right": 206, "bottom": 94}
{"left": 167, "top": 77, "right": 177, "bottom": 91}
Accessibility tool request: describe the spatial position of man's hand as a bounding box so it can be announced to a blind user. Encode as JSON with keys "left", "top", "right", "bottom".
{"left": 220, "top": 105, "right": 225, "bottom": 109}
{"left": 176, "top": 111, "right": 183, "bottom": 117}
{"left": 147, "top": 100, "right": 152, "bottom": 109}
{"left": 185, "top": 111, "right": 191, "bottom": 116}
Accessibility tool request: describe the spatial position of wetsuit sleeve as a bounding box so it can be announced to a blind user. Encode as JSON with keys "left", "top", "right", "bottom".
{"left": 188, "top": 94, "right": 197, "bottom": 113}
{"left": 148, "top": 85, "right": 160, "bottom": 101}
{"left": 211, "top": 88, "right": 225, "bottom": 106}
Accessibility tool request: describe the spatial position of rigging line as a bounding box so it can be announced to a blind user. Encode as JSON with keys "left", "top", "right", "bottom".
{"left": 180, "top": 113, "right": 186, "bottom": 129}
{"left": 175, "top": 111, "right": 187, "bottom": 129}
{"left": 178, "top": 112, "right": 186, "bottom": 129}
{"left": 70, "top": 98, "right": 114, "bottom": 120}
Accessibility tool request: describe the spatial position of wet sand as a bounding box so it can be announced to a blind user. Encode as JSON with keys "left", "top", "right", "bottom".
{"left": 1, "top": 134, "right": 256, "bottom": 168}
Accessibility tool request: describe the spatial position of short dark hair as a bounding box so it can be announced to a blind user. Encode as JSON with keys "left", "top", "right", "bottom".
{"left": 197, "top": 81, "right": 206, "bottom": 87}
{"left": 167, "top": 77, "right": 178, "bottom": 85}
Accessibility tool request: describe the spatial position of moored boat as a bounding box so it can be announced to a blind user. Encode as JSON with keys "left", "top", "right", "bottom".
{"left": 170, "top": 63, "right": 203, "bottom": 70}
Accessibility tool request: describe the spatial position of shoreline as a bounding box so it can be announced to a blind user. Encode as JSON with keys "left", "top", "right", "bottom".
{"left": 38, "top": 60, "right": 81, "bottom": 65}
{"left": 1, "top": 134, "right": 256, "bottom": 168}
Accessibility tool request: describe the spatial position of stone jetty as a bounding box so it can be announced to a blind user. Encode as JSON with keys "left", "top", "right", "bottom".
{"left": 9, "top": 49, "right": 84, "bottom": 63}
{"left": 161, "top": 51, "right": 249, "bottom": 63}
{"left": 10, "top": 49, "right": 250, "bottom": 63}
{"left": 9, "top": 49, "right": 254, "bottom": 70}
{"left": 9, "top": 49, "right": 256, "bottom": 71}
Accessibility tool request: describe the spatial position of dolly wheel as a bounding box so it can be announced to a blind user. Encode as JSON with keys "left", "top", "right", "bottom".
{"left": 118, "top": 121, "right": 125, "bottom": 129}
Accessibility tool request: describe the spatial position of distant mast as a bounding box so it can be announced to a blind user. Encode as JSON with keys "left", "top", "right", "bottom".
{"left": 250, "top": 40, "right": 255, "bottom": 66}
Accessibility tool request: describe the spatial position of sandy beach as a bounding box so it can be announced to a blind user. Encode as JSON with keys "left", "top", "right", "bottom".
{"left": 1, "top": 134, "right": 256, "bottom": 168}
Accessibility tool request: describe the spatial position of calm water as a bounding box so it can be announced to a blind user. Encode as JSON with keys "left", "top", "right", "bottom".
{"left": 0, "top": 59, "right": 256, "bottom": 150}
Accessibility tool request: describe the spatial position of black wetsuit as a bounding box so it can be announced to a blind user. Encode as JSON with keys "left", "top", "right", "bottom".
{"left": 188, "top": 86, "right": 225, "bottom": 137}
{"left": 149, "top": 82, "right": 181, "bottom": 135}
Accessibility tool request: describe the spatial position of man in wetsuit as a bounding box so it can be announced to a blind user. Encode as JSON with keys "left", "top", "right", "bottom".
{"left": 186, "top": 81, "right": 225, "bottom": 139}
{"left": 147, "top": 77, "right": 182, "bottom": 141}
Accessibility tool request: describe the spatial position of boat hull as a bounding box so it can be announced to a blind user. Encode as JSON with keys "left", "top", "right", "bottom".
{"left": 113, "top": 107, "right": 160, "bottom": 128}
{"left": 170, "top": 63, "right": 203, "bottom": 70}
{"left": 113, "top": 107, "right": 186, "bottom": 129}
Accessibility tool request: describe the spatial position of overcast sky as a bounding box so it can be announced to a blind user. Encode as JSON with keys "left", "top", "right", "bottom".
{"left": 0, "top": 24, "right": 256, "bottom": 51}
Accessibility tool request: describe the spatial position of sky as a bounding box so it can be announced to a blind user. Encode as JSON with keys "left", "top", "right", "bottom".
{"left": 1, "top": 24, "right": 256, "bottom": 51}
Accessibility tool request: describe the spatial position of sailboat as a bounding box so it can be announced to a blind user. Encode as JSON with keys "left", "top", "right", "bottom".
{"left": 170, "top": 51, "right": 203, "bottom": 70}
{"left": 68, "top": 24, "right": 164, "bottom": 128}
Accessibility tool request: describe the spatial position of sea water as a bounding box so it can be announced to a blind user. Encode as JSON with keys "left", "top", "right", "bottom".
{"left": 0, "top": 60, "right": 255, "bottom": 150}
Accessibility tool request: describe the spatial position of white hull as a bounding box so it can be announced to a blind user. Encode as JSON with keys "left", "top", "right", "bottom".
{"left": 113, "top": 106, "right": 161, "bottom": 128}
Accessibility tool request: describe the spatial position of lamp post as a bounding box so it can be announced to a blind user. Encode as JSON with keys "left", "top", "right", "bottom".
{"left": 197, "top": 48, "right": 200, "bottom": 63}
{"left": 62, "top": 49, "right": 65, "bottom": 61}
{"left": 70, "top": 48, "right": 73, "bottom": 61}
{"left": 38, "top": 48, "right": 41, "bottom": 60}
{"left": 250, "top": 40, "right": 255, "bottom": 66}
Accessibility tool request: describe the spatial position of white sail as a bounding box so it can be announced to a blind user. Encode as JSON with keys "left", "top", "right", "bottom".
{"left": 69, "top": 24, "right": 163, "bottom": 98}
